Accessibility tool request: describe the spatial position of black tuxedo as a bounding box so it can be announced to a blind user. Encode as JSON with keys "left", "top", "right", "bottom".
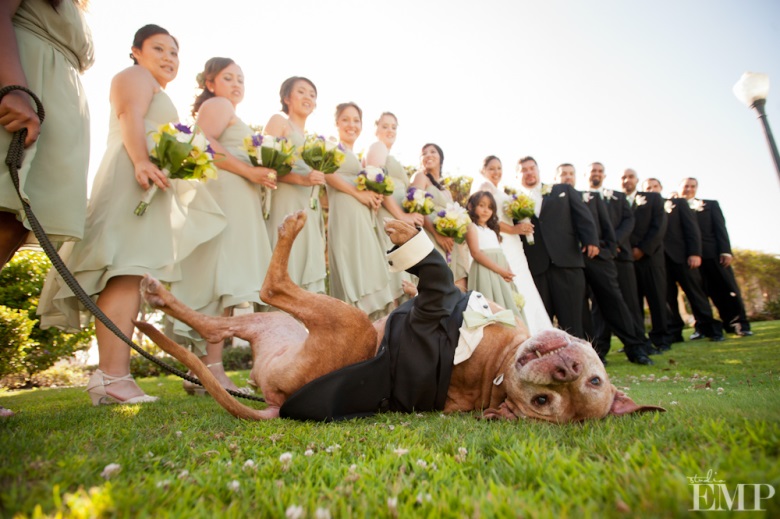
{"left": 663, "top": 198, "right": 723, "bottom": 340}
{"left": 580, "top": 191, "right": 653, "bottom": 361}
{"left": 629, "top": 191, "right": 669, "bottom": 349}
{"left": 281, "top": 247, "right": 469, "bottom": 421}
{"left": 693, "top": 199, "right": 750, "bottom": 333}
{"left": 521, "top": 183, "right": 598, "bottom": 338}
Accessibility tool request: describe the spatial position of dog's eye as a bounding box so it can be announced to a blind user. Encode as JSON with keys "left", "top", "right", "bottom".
{"left": 590, "top": 376, "right": 601, "bottom": 386}
{"left": 532, "top": 395, "right": 549, "bottom": 406}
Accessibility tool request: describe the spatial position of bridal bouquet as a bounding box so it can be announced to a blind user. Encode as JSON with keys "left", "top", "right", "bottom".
{"left": 504, "top": 193, "right": 536, "bottom": 245}
{"left": 402, "top": 186, "right": 435, "bottom": 215}
{"left": 243, "top": 133, "right": 297, "bottom": 218}
{"left": 135, "top": 123, "right": 218, "bottom": 216}
{"left": 356, "top": 166, "right": 395, "bottom": 195}
{"left": 299, "top": 134, "right": 346, "bottom": 209}
{"left": 433, "top": 202, "right": 470, "bottom": 244}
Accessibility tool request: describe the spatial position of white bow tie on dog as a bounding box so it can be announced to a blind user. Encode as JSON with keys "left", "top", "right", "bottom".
{"left": 454, "top": 292, "right": 515, "bottom": 365}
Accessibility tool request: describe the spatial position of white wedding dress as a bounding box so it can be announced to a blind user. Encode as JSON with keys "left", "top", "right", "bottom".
{"left": 470, "top": 177, "right": 553, "bottom": 335}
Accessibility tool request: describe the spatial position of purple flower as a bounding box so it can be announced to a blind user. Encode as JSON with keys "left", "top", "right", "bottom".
{"left": 375, "top": 173, "right": 384, "bottom": 183}
{"left": 437, "top": 210, "right": 446, "bottom": 217}
{"left": 318, "top": 135, "right": 326, "bottom": 141}
{"left": 251, "top": 134, "right": 263, "bottom": 147}
{"left": 206, "top": 144, "right": 216, "bottom": 155}
{"left": 337, "top": 143, "right": 345, "bottom": 151}
{"left": 174, "top": 123, "right": 192, "bottom": 134}
{"left": 425, "top": 192, "right": 433, "bottom": 199}
{"left": 406, "top": 187, "right": 417, "bottom": 201}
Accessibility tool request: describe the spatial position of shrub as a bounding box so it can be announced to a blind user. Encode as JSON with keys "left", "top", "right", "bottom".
{"left": 0, "top": 251, "right": 94, "bottom": 383}
{"left": 222, "top": 345, "right": 252, "bottom": 371}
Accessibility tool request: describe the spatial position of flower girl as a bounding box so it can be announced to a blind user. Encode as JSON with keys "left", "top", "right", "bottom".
{"left": 465, "top": 191, "right": 521, "bottom": 318}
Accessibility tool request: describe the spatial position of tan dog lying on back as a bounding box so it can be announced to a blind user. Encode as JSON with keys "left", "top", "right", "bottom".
{"left": 136, "top": 212, "right": 663, "bottom": 423}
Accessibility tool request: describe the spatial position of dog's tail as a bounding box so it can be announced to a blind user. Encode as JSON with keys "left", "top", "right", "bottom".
{"left": 133, "top": 320, "right": 278, "bottom": 420}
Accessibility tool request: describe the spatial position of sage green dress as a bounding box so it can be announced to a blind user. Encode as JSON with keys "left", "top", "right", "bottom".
{"left": 0, "top": 0, "right": 93, "bottom": 244}
{"left": 425, "top": 183, "right": 469, "bottom": 282}
{"left": 467, "top": 225, "right": 521, "bottom": 318}
{"left": 38, "top": 90, "right": 226, "bottom": 331}
{"left": 264, "top": 124, "right": 326, "bottom": 294}
{"left": 168, "top": 118, "right": 272, "bottom": 354}
{"left": 376, "top": 154, "right": 413, "bottom": 301}
{"left": 327, "top": 149, "right": 394, "bottom": 320}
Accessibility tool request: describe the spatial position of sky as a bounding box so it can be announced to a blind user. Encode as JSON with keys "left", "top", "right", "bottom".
{"left": 79, "top": 0, "right": 780, "bottom": 254}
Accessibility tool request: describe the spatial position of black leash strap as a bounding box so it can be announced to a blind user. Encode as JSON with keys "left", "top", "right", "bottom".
{"left": 1, "top": 85, "right": 264, "bottom": 402}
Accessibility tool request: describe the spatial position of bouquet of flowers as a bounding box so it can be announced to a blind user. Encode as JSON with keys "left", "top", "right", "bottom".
{"left": 356, "top": 166, "right": 394, "bottom": 195}
{"left": 243, "top": 133, "right": 297, "bottom": 219}
{"left": 504, "top": 193, "right": 536, "bottom": 245}
{"left": 433, "top": 202, "right": 471, "bottom": 244}
{"left": 135, "top": 123, "right": 218, "bottom": 216}
{"left": 299, "top": 134, "right": 346, "bottom": 209}
{"left": 402, "top": 186, "right": 435, "bottom": 215}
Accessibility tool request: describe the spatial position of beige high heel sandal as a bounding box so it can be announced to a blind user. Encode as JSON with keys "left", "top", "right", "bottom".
{"left": 182, "top": 361, "right": 253, "bottom": 396}
{"left": 85, "top": 369, "right": 159, "bottom": 406}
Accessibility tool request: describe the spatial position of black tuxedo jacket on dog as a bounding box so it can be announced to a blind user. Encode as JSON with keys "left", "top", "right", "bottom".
{"left": 280, "top": 239, "right": 469, "bottom": 421}
{"left": 629, "top": 191, "right": 667, "bottom": 267}
{"left": 663, "top": 198, "right": 702, "bottom": 265}
{"left": 602, "top": 190, "right": 635, "bottom": 262}
{"left": 693, "top": 199, "right": 732, "bottom": 259}
{"left": 521, "top": 183, "right": 599, "bottom": 275}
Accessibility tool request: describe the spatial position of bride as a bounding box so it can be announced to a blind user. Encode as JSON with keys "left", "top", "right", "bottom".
{"left": 469, "top": 155, "right": 552, "bottom": 335}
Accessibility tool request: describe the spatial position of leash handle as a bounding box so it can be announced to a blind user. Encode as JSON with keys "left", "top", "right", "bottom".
{"left": 0, "top": 85, "right": 265, "bottom": 402}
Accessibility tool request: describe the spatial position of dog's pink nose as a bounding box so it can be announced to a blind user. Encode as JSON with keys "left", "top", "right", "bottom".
{"left": 551, "top": 359, "right": 581, "bottom": 382}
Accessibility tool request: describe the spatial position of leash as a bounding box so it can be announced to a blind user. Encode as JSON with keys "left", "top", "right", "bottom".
{"left": 1, "top": 85, "right": 264, "bottom": 402}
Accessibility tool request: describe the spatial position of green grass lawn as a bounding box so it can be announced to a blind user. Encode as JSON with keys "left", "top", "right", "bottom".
{"left": 2, "top": 322, "right": 779, "bottom": 518}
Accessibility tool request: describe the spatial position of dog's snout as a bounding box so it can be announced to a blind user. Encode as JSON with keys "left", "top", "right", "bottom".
{"left": 552, "top": 359, "right": 581, "bottom": 382}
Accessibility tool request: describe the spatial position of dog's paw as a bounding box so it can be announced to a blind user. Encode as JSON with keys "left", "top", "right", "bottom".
{"left": 383, "top": 218, "right": 418, "bottom": 246}
{"left": 278, "top": 210, "right": 307, "bottom": 240}
{"left": 140, "top": 274, "right": 167, "bottom": 308}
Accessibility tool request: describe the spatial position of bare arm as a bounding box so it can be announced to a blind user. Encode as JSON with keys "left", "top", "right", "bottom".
{"left": 111, "top": 66, "right": 169, "bottom": 190}
{"left": 466, "top": 224, "right": 513, "bottom": 282}
{"left": 197, "top": 98, "right": 276, "bottom": 189}
{"left": 325, "top": 172, "right": 382, "bottom": 210}
{"left": 364, "top": 141, "right": 389, "bottom": 167}
{"left": 0, "top": 0, "right": 39, "bottom": 146}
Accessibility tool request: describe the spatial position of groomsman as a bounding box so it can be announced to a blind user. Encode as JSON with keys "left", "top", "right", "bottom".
{"left": 621, "top": 168, "right": 669, "bottom": 351}
{"left": 517, "top": 157, "right": 599, "bottom": 339}
{"left": 642, "top": 178, "right": 725, "bottom": 343}
{"left": 555, "top": 165, "right": 652, "bottom": 365}
{"left": 679, "top": 177, "right": 752, "bottom": 336}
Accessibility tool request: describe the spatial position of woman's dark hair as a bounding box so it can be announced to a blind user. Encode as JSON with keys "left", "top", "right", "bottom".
{"left": 482, "top": 155, "right": 501, "bottom": 170}
{"left": 422, "top": 143, "right": 445, "bottom": 190}
{"left": 279, "top": 76, "right": 317, "bottom": 114}
{"left": 191, "top": 57, "right": 235, "bottom": 116}
{"left": 130, "top": 24, "right": 178, "bottom": 64}
{"left": 375, "top": 112, "right": 397, "bottom": 126}
{"left": 467, "top": 191, "right": 502, "bottom": 243}
{"left": 335, "top": 102, "right": 362, "bottom": 122}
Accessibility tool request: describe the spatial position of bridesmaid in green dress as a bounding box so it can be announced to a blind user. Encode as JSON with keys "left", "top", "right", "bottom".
{"left": 169, "top": 57, "right": 277, "bottom": 395}
{"left": 39, "top": 25, "right": 225, "bottom": 405}
{"left": 326, "top": 103, "right": 394, "bottom": 319}
{"left": 364, "top": 112, "right": 423, "bottom": 303}
{"left": 409, "top": 143, "right": 469, "bottom": 291}
{"left": 0, "top": 0, "right": 93, "bottom": 268}
{"left": 263, "top": 77, "right": 327, "bottom": 294}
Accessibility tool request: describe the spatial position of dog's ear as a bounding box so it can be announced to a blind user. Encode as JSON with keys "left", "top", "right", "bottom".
{"left": 481, "top": 401, "right": 519, "bottom": 421}
{"left": 609, "top": 390, "right": 666, "bottom": 416}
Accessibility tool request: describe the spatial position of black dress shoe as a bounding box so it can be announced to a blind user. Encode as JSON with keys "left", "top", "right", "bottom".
{"left": 710, "top": 334, "right": 726, "bottom": 342}
{"left": 657, "top": 344, "right": 672, "bottom": 352}
{"left": 689, "top": 331, "right": 705, "bottom": 341}
{"left": 628, "top": 354, "right": 654, "bottom": 366}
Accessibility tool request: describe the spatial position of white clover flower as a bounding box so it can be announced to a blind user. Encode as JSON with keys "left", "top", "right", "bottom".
{"left": 177, "top": 470, "right": 189, "bottom": 480}
{"left": 101, "top": 463, "right": 121, "bottom": 480}
{"left": 393, "top": 448, "right": 409, "bottom": 456}
{"left": 156, "top": 480, "right": 171, "bottom": 489}
{"left": 717, "top": 387, "right": 725, "bottom": 394}
{"left": 458, "top": 447, "right": 468, "bottom": 456}
{"left": 280, "top": 452, "right": 293, "bottom": 463}
{"left": 244, "top": 459, "right": 256, "bottom": 469}
{"left": 671, "top": 401, "right": 679, "bottom": 405}
{"left": 416, "top": 459, "right": 427, "bottom": 468}
{"left": 416, "top": 492, "right": 432, "bottom": 504}
{"left": 227, "top": 480, "right": 240, "bottom": 492}
{"left": 315, "top": 508, "right": 331, "bottom": 519}
{"left": 175, "top": 431, "right": 183, "bottom": 437}
{"left": 387, "top": 425, "right": 395, "bottom": 431}
{"left": 387, "top": 497, "right": 398, "bottom": 510}
{"left": 286, "top": 505, "right": 305, "bottom": 519}
{"left": 305, "top": 449, "right": 314, "bottom": 457}
{"left": 325, "top": 444, "right": 341, "bottom": 453}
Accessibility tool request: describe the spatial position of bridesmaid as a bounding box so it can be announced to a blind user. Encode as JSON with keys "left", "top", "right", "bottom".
{"left": 169, "top": 57, "right": 277, "bottom": 394}
{"left": 409, "top": 143, "right": 469, "bottom": 291}
{"left": 326, "top": 102, "right": 393, "bottom": 319}
{"left": 39, "top": 25, "right": 225, "bottom": 405}
{"left": 263, "top": 77, "right": 326, "bottom": 294}
{"left": 470, "top": 156, "right": 552, "bottom": 334}
{"left": 364, "top": 112, "right": 423, "bottom": 303}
